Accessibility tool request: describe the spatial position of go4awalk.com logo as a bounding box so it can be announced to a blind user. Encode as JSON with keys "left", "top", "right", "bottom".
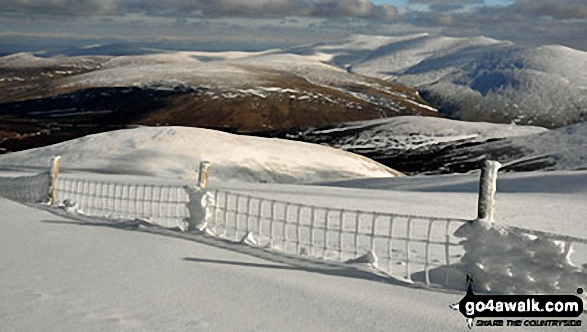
{"left": 450, "top": 281, "right": 584, "bottom": 329}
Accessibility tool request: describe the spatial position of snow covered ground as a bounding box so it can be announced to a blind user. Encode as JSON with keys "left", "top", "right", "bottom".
{"left": 0, "top": 197, "right": 468, "bottom": 332}
{"left": 0, "top": 126, "right": 401, "bottom": 184}
{"left": 1, "top": 169, "right": 586, "bottom": 330}
{"left": 1, "top": 125, "right": 586, "bottom": 330}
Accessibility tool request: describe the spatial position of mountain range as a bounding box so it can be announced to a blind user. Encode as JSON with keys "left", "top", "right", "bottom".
{"left": 291, "top": 33, "right": 587, "bottom": 128}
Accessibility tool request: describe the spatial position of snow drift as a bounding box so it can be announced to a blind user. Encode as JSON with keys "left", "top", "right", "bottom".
{"left": 0, "top": 126, "right": 401, "bottom": 184}
{"left": 454, "top": 220, "right": 587, "bottom": 306}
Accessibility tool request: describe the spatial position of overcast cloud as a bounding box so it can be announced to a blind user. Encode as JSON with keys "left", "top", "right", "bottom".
{"left": 0, "top": 0, "right": 398, "bottom": 20}
{"left": 0, "top": 0, "right": 586, "bottom": 51}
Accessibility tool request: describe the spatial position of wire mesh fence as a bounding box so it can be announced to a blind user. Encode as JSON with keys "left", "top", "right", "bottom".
{"left": 57, "top": 174, "right": 190, "bottom": 229}
{"left": 505, "top": 225, "right": 587, "bottom": 269}
{"left": 209, "top": 190, "right": 469, "bottom": 287}
{"left": 2, "top": 170, "right": 585, "bottom": 293}
{"left": 0, "top": 171, "right": 50, "bottom": 203}
{"left": 50, "top": 173, "right": 471, "bottom": 287}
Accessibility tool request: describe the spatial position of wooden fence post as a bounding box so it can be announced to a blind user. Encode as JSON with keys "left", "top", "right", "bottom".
{"left": 198, "top": 161, "right": 211, "bottom": 189}
{"left": 477, "top": 160, "right": 501, "bottom": 223}
{"left": 49, "top": 156, "right": 61, "bottom": 205}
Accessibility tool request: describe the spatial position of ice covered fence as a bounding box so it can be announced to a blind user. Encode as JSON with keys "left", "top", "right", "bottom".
{"left": 1, "top": 159, "right": 586, "bottom": 295}
{"left": 455, "top": 220, "right": 587, "bottom": 302}
{"left": 0, "top": 171, "right": 50, "bottom": 203}
{"left": 56, "top": 174, "right": 191, "bottom": 229}
{"left": 208, "top": 190, "right": 468, "bottom": 287}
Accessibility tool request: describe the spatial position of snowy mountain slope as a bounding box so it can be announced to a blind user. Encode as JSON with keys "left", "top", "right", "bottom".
{"left": 283, "top": 116, "right": 552, "bottom": 174}
{"left": 405, "top": 45, "right": 587, "bottom": 127}
{"left": 292, "top": 34, "right": 587, "bottom": 128}
{"left": 291, "top": 116, "right": 546, "bottom": 145}
{"left": 0, "top": 126, "right": 401, "bottom": 184}
{"left": 0, "top": 48, "right": 438, "bottom": 153}
{"left": 284, "top": 116, "right": 587, "bottom": 174}
{"left": 499, "top": 122, "right": 587, "bottom": 171}
{"left": 326, "top": 34, "right": 505, "bottom": 79}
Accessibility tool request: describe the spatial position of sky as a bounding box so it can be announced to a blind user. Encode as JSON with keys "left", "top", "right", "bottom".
{"left": 0, "top": 0, "right": 586, "bottom": 53}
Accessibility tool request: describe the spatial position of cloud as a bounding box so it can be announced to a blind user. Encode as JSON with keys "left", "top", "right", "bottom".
{"left": 510, "top": 0, "right": 587, "bottom": 20}
{"left": 310, "top": 0, "right": 397, "bottom": 20}
{"left": 408, "top": 0, "right": 483, "bottom": 4}
{"left": 400, "top": 0, "right": 587, "bottom": 50}
{"left": 0, "top": 0, "right": 119, "bottom": 15}
{"left": 0, "top": 0, "right": 398, "bottom": 20}
{"left": 1, "top": 0, "right": 585, "bottom": 52}
{"left": 406, "top": 0, "right": 587, "bottom": 25}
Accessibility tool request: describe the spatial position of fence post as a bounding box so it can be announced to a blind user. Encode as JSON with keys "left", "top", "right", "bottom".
{"left": 477, "top": 160, "right": 501, "bottom": 223}
{"left": 184, "top": 161, "right": 212, "bottom": 232}
{"left": 198, "top": 161, "right": 211, "bottom": 189}
{"left": 49, "top": 156, "right": 61, "bottom": 205}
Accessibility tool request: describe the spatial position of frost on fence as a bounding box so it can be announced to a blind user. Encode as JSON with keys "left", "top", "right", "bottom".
{"left": 184, "top": 185, "right": 215, "bottom": 232}
{"left": 209, "top": 190, "right": 468, "bottom": 288}
{"left": 57, "top": 175, "right": 190, "bottom": 229}
{"left": 455, "top": 220, "right": 587, "bottom": 303}
{"left": 0, "top": 172, "right": 50, "bottom": 203}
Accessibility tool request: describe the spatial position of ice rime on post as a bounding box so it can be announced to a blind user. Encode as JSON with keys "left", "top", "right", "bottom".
{"left": 477, "top": 160, "right": 501, "bottom": 223}
{"left": 184, "top": 161, "right": 215, "bottom": 232}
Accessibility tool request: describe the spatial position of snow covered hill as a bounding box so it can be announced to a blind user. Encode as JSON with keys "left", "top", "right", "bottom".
{"left": 0, "top": 47, "right": 438, "bottom": 154}
{"left": 284, "top": 116, "right": 587, "bottom": 174}
{"left": 293, "top": 34, "right": 587, "bottom": 128}
{"left": 0, "top": 126, "right": 401, "bottom": 184}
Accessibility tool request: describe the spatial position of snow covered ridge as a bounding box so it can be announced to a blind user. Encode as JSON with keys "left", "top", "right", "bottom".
{"left": 0, "top": 49, "right": 438, "bottom": 153}
{"left": 0, "top": 126, "right": 401, "bottom": 184}
{"left": 295, "top": 34, "right": 587, "bottom": 128}
{"left": 286, "top": 116, "right": 587, "bottom": 174}
{"left": 292, "top": 116, "right": 546, "bottom": 150}
{"left": 0, "top": 50, "right": 435, "bottom": 116}
{"left": 285, "top": 116, "right": 549, "bottom": 174}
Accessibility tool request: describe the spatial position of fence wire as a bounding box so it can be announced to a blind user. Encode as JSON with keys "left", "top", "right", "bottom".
{"left": 3, "top": 171, "right": 585, "bottom": 292}
{"left": 209, "top": 190, "right": 469, "bottom": 287}
{"left": 57, "top": 175, "right": 190, "bottom": 229}
{"left": 505, "top": 225, "right": 587, "bottom": 268}
{"left": 0, "top": 171, "right": 50, "bottom": 203}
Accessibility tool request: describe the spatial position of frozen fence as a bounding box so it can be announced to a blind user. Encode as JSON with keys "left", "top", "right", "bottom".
{"left": 1, "top": 161, "right": 586, "bottom": 294}
{"left": 56, "top": 174, "right": 190, "bottom": 229}
{"left": 0, "top": 171, "right": 50, "bottom": 203}
{"left": 208, "top": 190, "right": 469, "bottom": 287}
